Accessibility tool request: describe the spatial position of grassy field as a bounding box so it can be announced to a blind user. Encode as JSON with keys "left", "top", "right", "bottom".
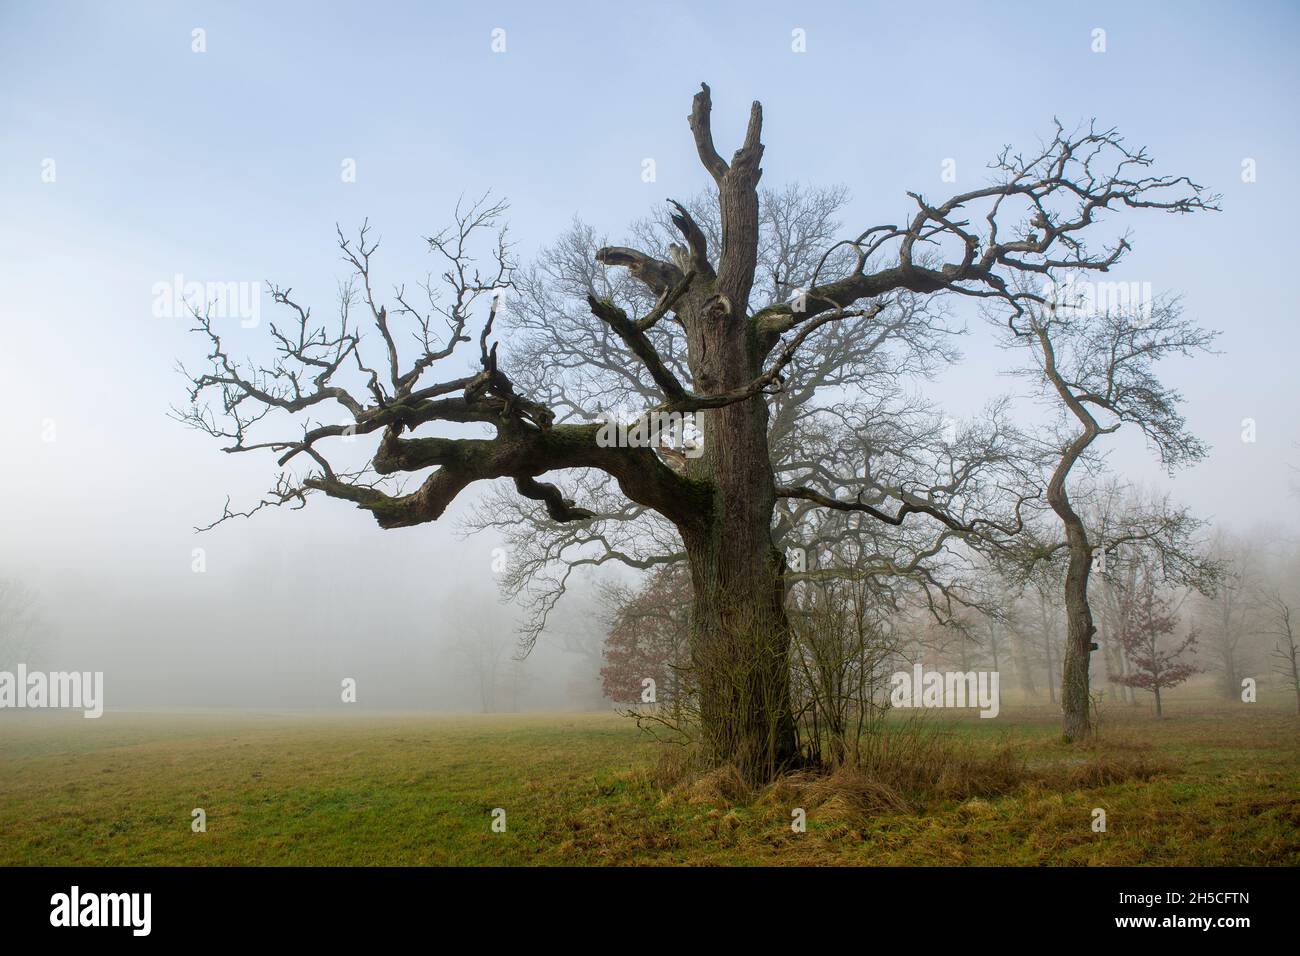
{"left": 1, "top": 696, "right": 1296, "bottom": 866}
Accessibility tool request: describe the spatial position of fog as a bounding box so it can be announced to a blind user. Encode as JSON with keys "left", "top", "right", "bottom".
{"left": 1, "top": 0, "right": 1297, "bottom": 716}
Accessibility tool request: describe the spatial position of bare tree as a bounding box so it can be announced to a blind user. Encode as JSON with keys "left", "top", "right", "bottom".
{"left": 1197, "top": 531, "right": 1256, "bottom": 699}
{"left": 0, "top": 577, "right": 46, "bottom": 670}
{"left": 176, "top": 85, "right": 1215, "bottom": 781}
{"left": 1260, "top": 590, "right": 1300, "bottom": 715}
{"left": 1019, "top": 565, "right": 1065, "bottom": 704}
{"left": 1001, "top": 590, "right": 1040, "bottom": 701}
{"left": 450, "top": 624, "right": 513, "bottom": 713}
{"left": 995, "top": 296, "right": 1219, "bottom": 741}
{"left": 790, "top": 570, "right": 897, "bottom": 767}
{"left": 470, "top": 186, "right": 998, "bottom": 648}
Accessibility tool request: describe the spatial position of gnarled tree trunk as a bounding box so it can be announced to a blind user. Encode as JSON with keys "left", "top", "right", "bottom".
{"left": 678, "top": 351, "right": 798, "bottom": 779}
{"left": 1037, "top": 327, "right": 1102, "bottom": 743}
{"left": 1059, "top": 522, "right": 1096, "bottom": 741}
{"left": 683, "top": 520, "right": 799, "bottom": 781}
{"left": 675, "top": 87, "right": 798, "bottom": 781}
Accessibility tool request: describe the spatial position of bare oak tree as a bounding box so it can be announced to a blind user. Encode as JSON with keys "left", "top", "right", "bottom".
{"left": 995, "top": 297, "right": 1219, "bottom": 740}
{"left": 176, "top": 85, "right": 1215, "bottom": 781}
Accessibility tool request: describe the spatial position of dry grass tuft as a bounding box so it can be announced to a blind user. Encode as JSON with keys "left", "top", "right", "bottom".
{"left": 799, "top": 765, "right": 913, "bottom": 817}
{"left": 747, "top": 719, "right": 1032, "bottom": 826}
{"left": 636, "top": 714, "right": 1175, "bottom": 831}
{"left": 847, "top": 717, "right": 1029, "bottom": 802}
{"left": 680, "top": 764, "right": 752, "bottom": 806}
{"left": 1047, "top": 750, "right": 1172, "bottom": 789}
{"left": 639, "top": 746, "right": 755, "bottom": 806}
{"left": 642, "top": 745, "right": 699, "bottom": 792}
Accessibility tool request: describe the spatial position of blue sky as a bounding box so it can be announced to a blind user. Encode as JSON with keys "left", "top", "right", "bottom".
{"left": 1, "top": 1, "right": 1296, "bottom": 698}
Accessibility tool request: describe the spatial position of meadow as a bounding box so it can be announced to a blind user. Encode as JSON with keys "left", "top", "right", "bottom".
{"left": 1, "top": 693, "right": 1296, "bottom": 866}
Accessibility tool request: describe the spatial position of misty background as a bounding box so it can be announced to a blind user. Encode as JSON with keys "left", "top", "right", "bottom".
{"left": 1, "top": 0, "right": 1297, "bottom": 712}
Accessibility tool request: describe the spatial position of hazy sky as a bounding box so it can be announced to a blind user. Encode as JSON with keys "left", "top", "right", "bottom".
{"left": 1, "top": 1, "right": 1296, "bottom": 707}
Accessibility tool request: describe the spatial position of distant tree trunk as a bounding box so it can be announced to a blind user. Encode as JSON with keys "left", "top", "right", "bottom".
{"left": 986, "top": 620, "right": 1001, "bottom": 674}
{"left": 1095, "top": 593, "right": 1120, "bottom": 702}
{"left": 1011, "top": 626, "right": 1037, "bottom": 698}
{"left": 1291, "top": 652, "right": 1300, "bottom": 716}
{"left": 1116, "top": 642, "right": 1136, "bottom": 705}
{"left": 1264, "top": 593, "right": 1300, "bottom": 716}
{"left": 1215, "top": 593, "right": 1242, "bottom": 700}
{"left": 1219, "top": 644, "right": 1238, "bottom": 699}
{"left": 1038, "top": 594, "right": 1058, "bottom": 705}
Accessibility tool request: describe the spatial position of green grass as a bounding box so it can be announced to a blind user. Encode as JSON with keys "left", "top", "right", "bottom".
{"left": 0, "top": 698, "right": 1296, "bottom": 866}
